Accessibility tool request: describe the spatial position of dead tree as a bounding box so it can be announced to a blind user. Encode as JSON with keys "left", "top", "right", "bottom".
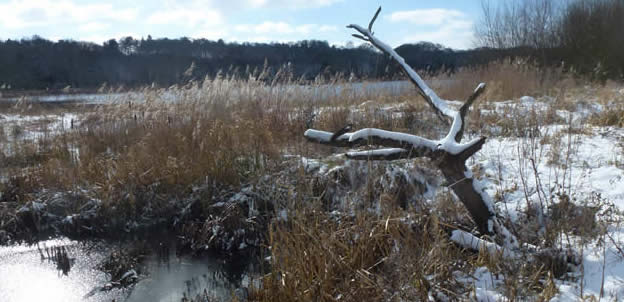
{"left": 304, "top": 7, "right": 518, "bottom": 249}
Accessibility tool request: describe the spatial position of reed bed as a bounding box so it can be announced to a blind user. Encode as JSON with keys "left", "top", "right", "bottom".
{"left": 1, "top": 62, "right": 623, "bottom": 300}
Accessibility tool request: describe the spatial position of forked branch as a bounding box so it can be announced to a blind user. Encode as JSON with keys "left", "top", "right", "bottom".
{"left": 304, "top": 7, "right": 518, "bottom": 247}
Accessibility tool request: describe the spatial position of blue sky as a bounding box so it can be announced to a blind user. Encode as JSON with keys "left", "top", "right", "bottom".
{"left": 0, "top": 0, "right": 483, "bottom": 49}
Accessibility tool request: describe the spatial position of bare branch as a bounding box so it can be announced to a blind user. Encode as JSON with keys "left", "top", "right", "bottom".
{"left": 304, "top": 129, "right": 353, "bottom": 147}
{"left": 303, "top": 8, "right": 504, "bottom": 242}
{"left": 351, "top": 34, "right": 369, "bottom": 41}
{"left": 305, "top": 128, "right": 438, "bottom": 152}
{"left": 346, "top": 148, "right": 411, "bottom": 161}
{"left": 330, "top": 124, "right": 352, "bottom": 142}
{"left": 346, "top": 23, "right": 454, "bottom": 124}
{"left": 451, "top": 229, "right": 519, "bottom": 259}
{"left": 349, "top": 128, "right": 438, "bottom": 150}
{"left": 457, "top": 136, "right": 487, "bottom": 162}
{"left": 368, "top": 6, "right": 382, "bottom": 33}
{"left": 455, "top": 83, "right": 486, "bottom": 142}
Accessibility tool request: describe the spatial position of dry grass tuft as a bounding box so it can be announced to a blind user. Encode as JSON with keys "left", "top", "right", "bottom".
{"left": 251, "top": 205, "right": 469, "bottom": 302}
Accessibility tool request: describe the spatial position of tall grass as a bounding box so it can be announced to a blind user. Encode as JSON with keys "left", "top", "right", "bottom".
{"left": 1, "top": 61, "right": 623, "bottom": 299}
{"left": 429, "top": 58, "right": 571, "bottom": 101}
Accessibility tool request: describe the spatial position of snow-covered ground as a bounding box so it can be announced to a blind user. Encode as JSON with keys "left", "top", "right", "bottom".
{"left": 1, "top": 86, "right": 623, "bottom": 300}
{"left": 452, "top": 95, "right": 623, "bottom": 300}
{"left": 473, "top": 114, "right": 624, "bottom": 299}
{"left": 0, "top": 113, "right": 78, "bottom": 141}
{"left": 302, "top": 92, "right": 624, "bottom": 300}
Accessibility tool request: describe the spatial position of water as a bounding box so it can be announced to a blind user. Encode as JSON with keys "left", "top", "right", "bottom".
{"left": 1, "top": 93, "right": 126, "bottom": 104}
{"left": 0, "top": 81, "right": 416, "bottom": 105}
{"left": 0, "top": 238, "right": 119, "bottom": 302}
{"left": 0, "top": 238, "right": 256, "bottom": 302}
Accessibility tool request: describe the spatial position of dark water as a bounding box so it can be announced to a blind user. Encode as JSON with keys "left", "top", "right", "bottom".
{"left": 0, "top": 237, "right": 256, "bottom": 302}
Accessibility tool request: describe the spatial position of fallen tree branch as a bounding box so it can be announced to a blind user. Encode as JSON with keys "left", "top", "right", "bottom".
{"left": 305, "top": 6, "right": 519, "bottom": 247}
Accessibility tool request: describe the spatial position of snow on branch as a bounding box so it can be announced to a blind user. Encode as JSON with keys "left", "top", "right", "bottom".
{"left": 451, "top": 229, "right": 519, "bottom": 259}
{"left": 304, "top": 128, "right": 439, "bottom": 152}
{"left": 347, "top": 8, "right": 456, "bottom": 122}
{"left": 456, "top": 83, "right": 486, "bottom": 142}
{"left": 349, "top": 128, "right": 438, "bottom": 149}
{"left": 302, "top": 6, "right": 510, "bottom": 246}
{"left": 304, "top": 129, "right": 353, "bottom": 147}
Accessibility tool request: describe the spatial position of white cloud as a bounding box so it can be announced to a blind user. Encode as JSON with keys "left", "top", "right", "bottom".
{"left": 191, "top": 28, "right": 231, "bottom": 41}
{"left": 400, "top": 21, "right": 474, "bottom": 49}
{"left": 241, "top": 0, "right": 342, "bottom": 9}
{"left": 146, "top": 9, "right": 222, "bottom": 27}
{"left": 387, "top": 9, "right": 466, "bottom": 26}
{"left": 0, "top": 0, "right": 342, "bottom": 44}
{"left": 0, "top": 0, "right": 138, "bottom": 29}
{"left": 79, "top": 22, "right": 111, "bottom": 33}
{"left": 235, "top": 22, "right": 336, "bottom": 35}
{"left": 386, "top": 9, "right": 474, "bottom": 49}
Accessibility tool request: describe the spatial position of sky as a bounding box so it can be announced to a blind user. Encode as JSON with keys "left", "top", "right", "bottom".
{"left": 0, "top": 0, "right": 484, "bottom": 50}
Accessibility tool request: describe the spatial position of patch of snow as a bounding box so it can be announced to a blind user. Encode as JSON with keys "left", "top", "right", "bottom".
{"left": 451, "top": 230, "right": 518, "bottom": 259}
{"left": 520, "top": 96, "right": 536, "bottom": 104}
{"left": 278, "top": 209, "right": 288, "bottom": 221}
{"left": 349, "top": 128, "right": 437, "bottom": 150}
{"left": 552, "top": 229, "right": 624, "bottom": 300}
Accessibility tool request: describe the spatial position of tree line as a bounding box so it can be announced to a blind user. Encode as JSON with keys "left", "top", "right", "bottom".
{"left": 4, "top": 0, "right": 620, "bottom": 92}
{"left": 0, "top": 35, "right": 517, "bottom": 91}
{"left": 476, "top": 0, "right": 624, "bottom": 81}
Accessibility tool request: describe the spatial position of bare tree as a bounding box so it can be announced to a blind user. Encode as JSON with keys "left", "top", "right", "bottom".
{"left": 475, "top": 0, "right": 563, "bottom": 49}
{"left": 304, "top": 7, "right": 518, "bottom": 248}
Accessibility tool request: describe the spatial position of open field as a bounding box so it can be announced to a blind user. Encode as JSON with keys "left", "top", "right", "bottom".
{"left": 1, "top": 62, "right": 624, "bottom": 301}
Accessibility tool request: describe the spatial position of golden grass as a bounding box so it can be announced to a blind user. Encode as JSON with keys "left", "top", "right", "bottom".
{"left": 428, "top": 59, "right": 570, "bottom": 101}
{"left": 251, "top": 206, "right": 466, "bottom": 302}
{"left": 1, "top": 62, "right": 624, "bottom": 300}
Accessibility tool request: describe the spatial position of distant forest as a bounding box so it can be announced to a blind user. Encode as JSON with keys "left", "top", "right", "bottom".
{"left": 0, "top": 36, "right": 519, "bottom": 91}
{"left": 1, "top": 0, "right": 622, "bottom": 91}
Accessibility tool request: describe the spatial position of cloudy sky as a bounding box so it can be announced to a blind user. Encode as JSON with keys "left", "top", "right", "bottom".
{"left": 0, "top": 0, "right": 482, "bottom": 49}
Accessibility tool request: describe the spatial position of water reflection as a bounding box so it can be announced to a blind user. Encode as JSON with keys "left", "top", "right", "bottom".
{"left": 126, "top": 238, "right": 254, "bottom": 302}
{"left": 0, "top": 238, "right": 256, "bottom": 302}
{"left": 0, "top": 238, "right": 123, "bottom": 302}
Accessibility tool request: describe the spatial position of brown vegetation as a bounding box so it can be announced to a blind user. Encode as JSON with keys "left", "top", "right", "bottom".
{"left": 1, "top": 61, "right": 623, "bottom": 300}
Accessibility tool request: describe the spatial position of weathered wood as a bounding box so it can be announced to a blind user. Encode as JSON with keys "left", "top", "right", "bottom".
{"left": 438, "top": 153, "right": 494, "bottom": 235}
{"left": 305, "top": 6, "right": 516, "bottom": 242}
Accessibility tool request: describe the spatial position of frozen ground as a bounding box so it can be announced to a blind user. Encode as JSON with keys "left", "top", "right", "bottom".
{"left": 473, "top": 130, "right": 624, "bottom": 300}
{"left": 1, "top": 88, "right": 623, "bottom": 300}
{"left": 448, "top": 96, "right": 623, "bottom": 300}
{"left": 302, "top": 93, "right": 624, "bottom": 301}
{"left": 0, "top": 112, "right": 78, "bottom": 142}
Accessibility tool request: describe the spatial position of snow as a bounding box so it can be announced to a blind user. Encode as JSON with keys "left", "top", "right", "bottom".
{"left": 520, "top": 96, "right": 536, "bottom": 104}
{"left": 308, "top": 80, "right": 623, "bottom": 299}
{"left": 0, "top": 112, "right": 81, "bottom": 158}
{"left": 346, "top": 148, "right": 406, "bottom": 158}
{"left": 349, "top": 128, "right": 437, "bottom": 149}
{"left": 474, "top": 126, "right": 624, "bottom": 211}
{"left": 551, "top": 229, "right": 624, "bottom": 300}
{"left": 347, "top": 24, "right": 456, "bottom": 118}
{"left": 467, "top": 112, "right": 624, "bottom": 300}
{"left": 475, "top": 83, "right": 486, "bottom": 93}
{"left": 451, "top": 230, "right": 519, "bottom": 259}
{"left": 303, "top": 27, "right": 624, "bottom": 298}
{"left": 304, "top": 129, "right": 351, "bottom": 142}
{"left": 302, "top": 59, "right": 623, "bottom": 299}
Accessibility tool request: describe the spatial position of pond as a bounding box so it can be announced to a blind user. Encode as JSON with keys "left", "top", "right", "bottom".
{"left": 0, "top": 236, "right": 258, "bottom": 302}
{"left": 0, "top": 81, "right": 417, "bottom": 105}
